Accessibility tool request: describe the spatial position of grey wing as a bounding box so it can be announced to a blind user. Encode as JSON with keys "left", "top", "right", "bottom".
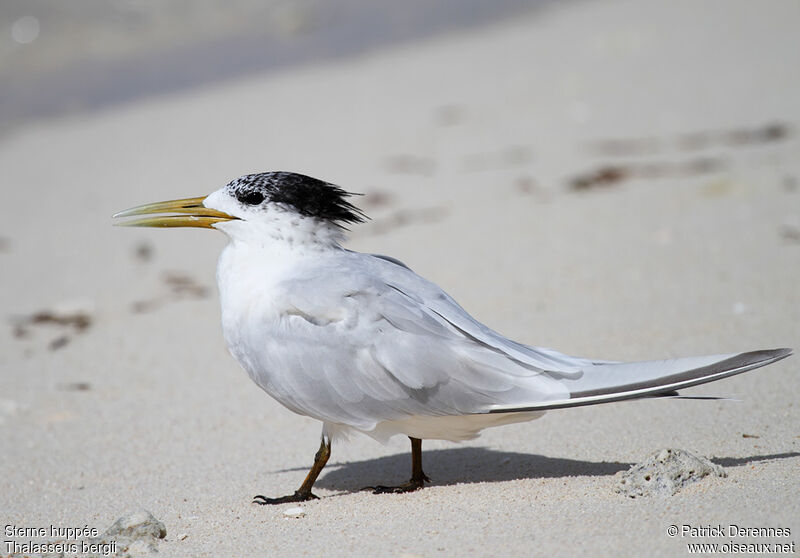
{"left": 366, "top": 252, "right": 596, "bottom": 374}
{"left": 267, "top": 253, "right": 579, "bottom": 429}
{"left": 376, "top": 261, "right": 792, "bottom": 411}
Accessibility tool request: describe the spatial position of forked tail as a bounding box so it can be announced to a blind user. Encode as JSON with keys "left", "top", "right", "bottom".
{"left": 488, "top": 348, "right": 792, "bottom": 413}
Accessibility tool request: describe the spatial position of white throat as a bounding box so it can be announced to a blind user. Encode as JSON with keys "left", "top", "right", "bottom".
{"left": 213, "top": 207, "right": 347, "bottom": 359}
{"left": 213, "top": 204, "right": 347, "bottom": 251}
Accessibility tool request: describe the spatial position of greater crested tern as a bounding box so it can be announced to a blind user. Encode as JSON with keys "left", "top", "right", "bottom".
{"left": 114, "top": 171, "right": 792, "bottom": 504}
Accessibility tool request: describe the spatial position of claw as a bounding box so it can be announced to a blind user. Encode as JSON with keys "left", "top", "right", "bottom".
{"left": 252, "top": 490, "right": 319, "bottom": 505}
{"left": 363, "top": 475, "right": 428, "bottom": 495}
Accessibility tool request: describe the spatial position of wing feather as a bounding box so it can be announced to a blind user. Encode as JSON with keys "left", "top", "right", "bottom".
{"left": 256, "top": 252, "right": 570, "bottom": 428}
{"left": 226, "top": 250, "right": 791, "bottom": 439}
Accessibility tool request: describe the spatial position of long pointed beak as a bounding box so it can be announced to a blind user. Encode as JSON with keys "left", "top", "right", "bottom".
{"left": 113, "top": 196, "right": 237, "bottom": 229}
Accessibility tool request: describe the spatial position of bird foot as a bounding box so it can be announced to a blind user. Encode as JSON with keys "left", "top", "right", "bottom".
{"left": 364, "top": 473, "right": 430, "bottom": 494}
{"left": 252, "top": 490, "right": 319, "bottom": 505}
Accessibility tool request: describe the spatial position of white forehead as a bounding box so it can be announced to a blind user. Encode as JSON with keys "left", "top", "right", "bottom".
{"left": 203, "top": 187, "right": 241, "bottom": 215}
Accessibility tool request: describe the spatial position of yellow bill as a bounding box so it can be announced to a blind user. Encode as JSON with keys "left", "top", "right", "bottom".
{"left": 113, "top": 196, "right": 237, "bottom": 229}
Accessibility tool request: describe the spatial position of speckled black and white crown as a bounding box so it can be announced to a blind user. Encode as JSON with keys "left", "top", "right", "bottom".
{"left": 225, "top": 172, "right": 366, "bottom": 226}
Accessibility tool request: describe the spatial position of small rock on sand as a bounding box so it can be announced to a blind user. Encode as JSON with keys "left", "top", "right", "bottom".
{"left": 8, "top": 510, "right": 166, "bottom": 558}
{"left": 90, "top": 510, "right": 167, "bottom": 556}
{"left": 614, "top": 448, "right": 726, "bottom": 498}
{"left": 104, "top": 509, "right": 167, "bottom": 540}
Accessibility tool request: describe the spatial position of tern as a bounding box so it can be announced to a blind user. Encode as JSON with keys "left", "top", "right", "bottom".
{"left": 115, "top": 171, "right": 792, "bottom": 504}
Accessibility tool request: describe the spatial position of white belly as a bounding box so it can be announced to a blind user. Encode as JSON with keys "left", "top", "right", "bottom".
{"left": 215, "top": 241, "right": 551, "bottom": 443}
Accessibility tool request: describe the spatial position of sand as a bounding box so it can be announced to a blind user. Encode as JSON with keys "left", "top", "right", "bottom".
{"left": 1, "top": 0, "right": 798, "bottom": 556}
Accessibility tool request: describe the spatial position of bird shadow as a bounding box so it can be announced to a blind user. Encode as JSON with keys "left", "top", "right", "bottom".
{"left": 314, "top": 447, "right": 626, "bottom": 492}
{"left": 712, "top": 452, "right": 800, "bottom": 468}
{"left": 302, "top": 448, "right": 800, "bottom": 493}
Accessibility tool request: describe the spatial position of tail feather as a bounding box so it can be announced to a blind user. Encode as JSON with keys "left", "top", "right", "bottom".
{"left": 488, "top": 348, "right": 792, "bottom": 413}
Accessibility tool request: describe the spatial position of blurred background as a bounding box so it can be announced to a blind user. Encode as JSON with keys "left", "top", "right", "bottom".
{"left": 1, "top": 0, "right": 797, "bottom": 348}
{"left": 1, "top": 0, "right": 542, "bottom": 133}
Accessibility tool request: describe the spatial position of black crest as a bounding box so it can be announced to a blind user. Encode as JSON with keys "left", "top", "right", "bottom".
{"left": 226, "top": 172, "right": 366, "bottom": 226}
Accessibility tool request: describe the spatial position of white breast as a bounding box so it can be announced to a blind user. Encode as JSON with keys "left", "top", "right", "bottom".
{"left": 215, "top": 235, "right": 356, "bottom": 421}
{"left": 218, "top": 240, "right": 293, "bottom": 379}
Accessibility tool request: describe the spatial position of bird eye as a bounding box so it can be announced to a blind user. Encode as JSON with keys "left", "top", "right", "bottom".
{"left": 238, "top": 191, "right": 264, "bottom": 205}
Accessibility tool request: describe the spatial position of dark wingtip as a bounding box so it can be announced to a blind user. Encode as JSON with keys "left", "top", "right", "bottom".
{"left": 746, "top": 348, "right": 793, "bottom": 363}
{"left": 488, "top": 347, "right": 793, "bottom": 414}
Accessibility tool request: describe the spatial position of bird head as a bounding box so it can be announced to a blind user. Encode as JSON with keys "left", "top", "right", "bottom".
{"left": 114, "top": 171, "right": 366, "bottom": 244}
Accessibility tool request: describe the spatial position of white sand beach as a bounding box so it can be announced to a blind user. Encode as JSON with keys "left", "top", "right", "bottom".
{"left": 1, "top": 1, "right": 798, "bottom": 556}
